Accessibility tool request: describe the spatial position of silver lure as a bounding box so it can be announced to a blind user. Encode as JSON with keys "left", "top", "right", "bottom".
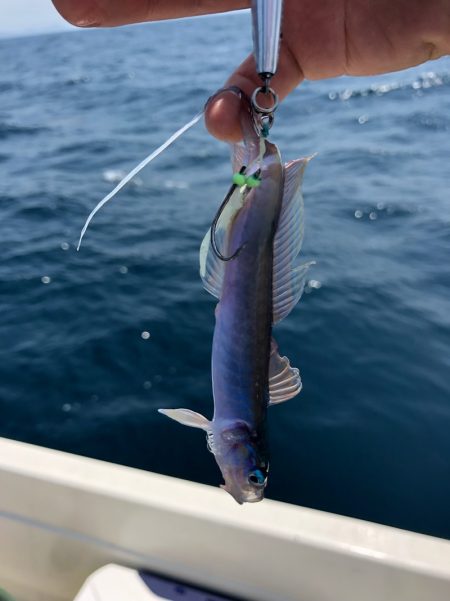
{"left": 251, "top": 0, "right": 283, "bottom": 80}
{"left": 159, "top": 89, "right": 313, "bottom": 504}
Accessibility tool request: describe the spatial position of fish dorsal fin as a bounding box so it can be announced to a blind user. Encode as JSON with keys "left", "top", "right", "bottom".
{"left": 199, "top": 227, "right": 225, "bottom": 299}
{"left": 268, "top": 338, "right": 302, "bottom": 405}
{"left": 199, "top": 184, "right": 245, "bottom": 299}
{"left": 158, "top": 408, "right": 210, "bottom": 430}
{"left": 273, "top": 157, "right": 314, "bottom": 324}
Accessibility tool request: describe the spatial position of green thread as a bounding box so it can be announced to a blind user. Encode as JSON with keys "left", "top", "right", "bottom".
{"left": 232, "top": 166, "right": 262, "bottom": 188}
{"left": 246, "top": 175, "right": 261, "bottom": 188}
{"left": 232, "top": 172, "right": 246, "bottom": 186}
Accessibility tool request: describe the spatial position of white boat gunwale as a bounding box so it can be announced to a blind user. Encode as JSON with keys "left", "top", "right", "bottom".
{"left": 1, "top": 436, "right": 450, "bottom": 601}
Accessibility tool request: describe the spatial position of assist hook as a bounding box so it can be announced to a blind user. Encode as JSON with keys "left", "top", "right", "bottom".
{"left": 210, "top": 166, "right": 247, "bottom": 262}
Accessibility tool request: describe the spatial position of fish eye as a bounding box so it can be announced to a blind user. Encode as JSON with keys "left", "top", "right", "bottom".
{"left": 248, "top": 469, "right": 267, "bottom": 487}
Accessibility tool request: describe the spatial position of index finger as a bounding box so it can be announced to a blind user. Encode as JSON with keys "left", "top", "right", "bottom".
{"left": 52, "top": 0, "right": 249, "bottom": 27}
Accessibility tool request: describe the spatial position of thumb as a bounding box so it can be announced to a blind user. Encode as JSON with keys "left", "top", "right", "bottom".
{"left": 205, "top": 43, "right": 304, "bottom": 142}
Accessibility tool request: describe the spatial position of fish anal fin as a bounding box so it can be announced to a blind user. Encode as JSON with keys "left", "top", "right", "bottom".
{"left": 273, "top": 261, "right": 315, "bottom": 324}
{"left": 272, "top": 156, "right": 314, "bottom": 324}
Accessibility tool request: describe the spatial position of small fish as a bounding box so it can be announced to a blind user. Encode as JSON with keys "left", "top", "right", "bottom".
{"left": 159, "top": 89, "right": 314, "bottom": 504}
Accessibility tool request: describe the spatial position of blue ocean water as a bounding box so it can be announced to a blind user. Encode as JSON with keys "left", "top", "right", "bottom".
{"left": 1, "top": 13, "right": 450, "bottom": 539}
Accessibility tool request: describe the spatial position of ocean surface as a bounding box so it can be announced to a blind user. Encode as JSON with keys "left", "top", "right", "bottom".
{"left": 1, "top": 13, "right": 450, "bottom": 539}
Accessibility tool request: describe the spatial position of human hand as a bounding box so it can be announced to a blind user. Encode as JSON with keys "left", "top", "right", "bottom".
{"left": 52, "top": 0, "right": 450, "bottom": 141}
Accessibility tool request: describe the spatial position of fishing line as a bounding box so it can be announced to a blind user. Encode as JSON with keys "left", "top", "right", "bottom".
{"left": 77, "top": 110, "right": 204, "bottom": 251}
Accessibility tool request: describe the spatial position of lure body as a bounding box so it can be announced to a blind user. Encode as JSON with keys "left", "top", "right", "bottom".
{"left": 160, "top": 90, "right": 313, "bottom": 503}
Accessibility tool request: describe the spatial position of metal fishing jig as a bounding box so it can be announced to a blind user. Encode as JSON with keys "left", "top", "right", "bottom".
{"left": 250, "top": 0, "right": 283, "bottom": 137}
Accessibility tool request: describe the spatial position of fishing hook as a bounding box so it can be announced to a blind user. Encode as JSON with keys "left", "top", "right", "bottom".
{"left": 210, "top": 166, "right": 247, "bottom": 262}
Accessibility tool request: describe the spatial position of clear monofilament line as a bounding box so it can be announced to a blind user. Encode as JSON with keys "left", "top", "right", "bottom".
{"left": 77, "top": 110, "right": 204, "bottom": 251}
{"left": 258, "top": 135, "right": 266, "bottom": 171}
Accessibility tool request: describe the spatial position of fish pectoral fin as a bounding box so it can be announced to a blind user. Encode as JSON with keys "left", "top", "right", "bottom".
{"left": 158, "top": 408, "right": 211, "bottom": 430}
{"left": 268, "top": 338, "right": 302, "bottom": 405}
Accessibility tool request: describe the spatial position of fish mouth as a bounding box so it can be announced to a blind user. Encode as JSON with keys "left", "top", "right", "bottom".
{"left": 220, "top": 483, "right": 265, "bottom": 505}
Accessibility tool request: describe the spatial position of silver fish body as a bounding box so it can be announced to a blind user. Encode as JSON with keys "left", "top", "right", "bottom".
{"left": 159, "top": 89, "right": 312, "bottom": 504}
{"left": 210, "top": 141, "right": 283, "bottom": 503}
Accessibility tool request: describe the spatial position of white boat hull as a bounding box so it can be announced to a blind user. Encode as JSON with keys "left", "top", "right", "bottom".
{"left": 1, "top": 437, "right": 450, "bottom": 601}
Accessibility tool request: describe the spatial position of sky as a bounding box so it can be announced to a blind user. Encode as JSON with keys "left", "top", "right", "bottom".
{"left": 0, "top": 0, "right": 72, "bottom": 38}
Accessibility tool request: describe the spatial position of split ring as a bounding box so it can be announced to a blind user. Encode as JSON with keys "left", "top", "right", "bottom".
{"left": 251, "top": 86, "right": 279, "bottom": 115}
